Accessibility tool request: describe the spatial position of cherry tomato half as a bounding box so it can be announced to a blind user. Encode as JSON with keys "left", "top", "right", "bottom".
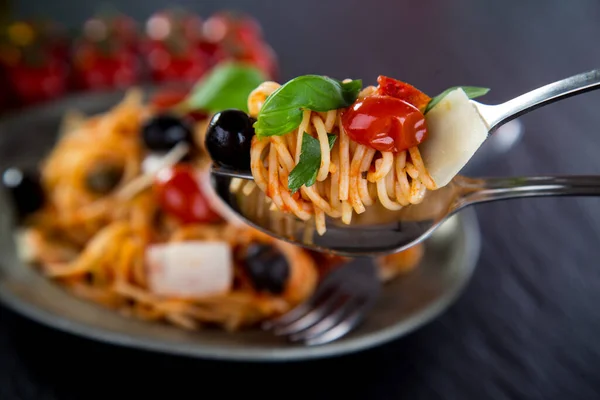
{"left": 342, "top": 95, "right": 428, "bottom": 153}
{"left": 376, "top": 75, "right": 431, "bottom": 112}
{"left": 154, "top": 165, "right": 221, "bottom": 224}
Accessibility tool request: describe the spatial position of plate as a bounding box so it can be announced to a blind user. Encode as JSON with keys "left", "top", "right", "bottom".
{"left": 0, "top": 90, "right": 481, "bottom": 361}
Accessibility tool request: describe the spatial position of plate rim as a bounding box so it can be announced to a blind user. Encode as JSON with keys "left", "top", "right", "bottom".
{"left": 0, "top": 208, "right": 480, "bottom": 362}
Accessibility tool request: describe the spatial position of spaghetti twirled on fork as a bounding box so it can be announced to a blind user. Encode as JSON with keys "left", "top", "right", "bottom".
{"left": 235, "top": 78, "right": 437, "bottom": 235}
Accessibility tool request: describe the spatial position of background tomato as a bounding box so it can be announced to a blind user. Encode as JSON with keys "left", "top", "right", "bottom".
{"left": 144, "top": 41, "right": 209, "bottom": 84}
{"left": 71, "top": 13, "right": 140, "bottom": 91}
{"left": 0, "top": 9, "right": 278, "bottom": 109}
{"left": 71, "top": 40, "right": 138, "bottom": 90}
{"left": 143, "top": 9, "right": 211, "bottom": 85}
{"left": 6, "top": 58, "right": 68, "bottom": 104}
{"left": 1, "top": 20, "right": 69, "bottom": 105}
{"left": 201, "top": 10, "right": 278, "bottom": 79}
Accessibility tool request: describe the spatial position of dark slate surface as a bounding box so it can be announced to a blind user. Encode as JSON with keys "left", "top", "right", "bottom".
{"left": 3, "top": 0, "right": 600, "bottom": 399}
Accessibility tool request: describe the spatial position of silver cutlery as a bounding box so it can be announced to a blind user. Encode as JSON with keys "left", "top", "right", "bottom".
{"left": 212, "top": 173, "right": 600, "bottom": 257}
{"left": 263, "top": 258, "right": 380, "bottom": 345}
{"left": 209, "top": 69, "right": 600, "bottom": 256}
{"left": 474, "top": 69, "right": 600, "bottom": 133}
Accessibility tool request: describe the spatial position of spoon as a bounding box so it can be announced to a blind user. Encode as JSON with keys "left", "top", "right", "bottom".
{"left": 211, "top": 173, "right": 600, "bottom": 256}
{"left": 209, "top": 69, "right": 600, "bottom": 256}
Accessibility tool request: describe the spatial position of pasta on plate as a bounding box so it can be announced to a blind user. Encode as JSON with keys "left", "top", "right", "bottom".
{"left": 8, "top": 66, "right": 427, "bottom": 332}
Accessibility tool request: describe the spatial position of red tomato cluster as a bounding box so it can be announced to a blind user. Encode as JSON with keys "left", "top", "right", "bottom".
{"left": 70, "top": 13, "right": 140, "bottom": 91}
{"left": 71, "top": 42, "right": 139, "bottom": 91}
{"left": 0, "top": 21, "right": 70, "bottom": 106}
{"left": 143, "top": 9, "right": 277, "bottom": 85}
{"left": 0, "top": 9, "right": 278, "bottom": 110}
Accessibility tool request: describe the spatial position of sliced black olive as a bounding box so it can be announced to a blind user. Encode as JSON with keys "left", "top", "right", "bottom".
{"left": 85, "top": 163, "right": 124, "bottom": 195}
{"left": 244, "top": 243, "right": 290, "bottom": 295}
{"left": 205, "top": 109, "right": 255, "bottom": 171}
{"left": 141, "top": 113, "right": 194, "bottom": 152}
{"left": 2, "top": 167, "right": 45, "bottom": 221}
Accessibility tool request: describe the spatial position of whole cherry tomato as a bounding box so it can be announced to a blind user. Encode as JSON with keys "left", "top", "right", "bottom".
{"left": 145, "top": 40, "right": 210, "bottom": 84}
{"left": 144, "top": 9, "right": 211, "bottom": 84}
{"left": 376, "top": 75, "right": 431, "bottom": 112}
{"left": 342, "top": 95, "right": 428, "bottom": 153}
{"left": 83, "top": 13, "right": 139, "bottom": 53}
{"left": 7, "top": 58, "right": 68, "bottom": 105}
{"left": 72, "top": 40, "right": 139, "bottom": 90}
{"left": 201, "top": 11, "right": 278, "bottom": 79}
{"left": 154, "top": 164, "right": 221, "bottom": 224}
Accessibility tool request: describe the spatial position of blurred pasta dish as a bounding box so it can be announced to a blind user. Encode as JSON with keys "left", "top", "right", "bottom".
{"left": 6, "top": 64, "right": 425, "bottom": 332}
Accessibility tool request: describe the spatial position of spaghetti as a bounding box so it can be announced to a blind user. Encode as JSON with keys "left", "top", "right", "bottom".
{"left": 244, "top": 79, "right": 437, "bottom": 235}
{"left": 19, "top": 90, "right": 320, "bottom": 331}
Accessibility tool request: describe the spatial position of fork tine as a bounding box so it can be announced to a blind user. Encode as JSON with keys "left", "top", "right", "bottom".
{"left": 261, "top": 281, "right": 336, "bottom": 330}
{"left": 303, "top": 300, "right": 369, "bottom": 346}
{"left": 287, "top": 296, "right": 364, "bottom": 343}
{"left": 272, "top": 288, "right": 349, "bottom": 336}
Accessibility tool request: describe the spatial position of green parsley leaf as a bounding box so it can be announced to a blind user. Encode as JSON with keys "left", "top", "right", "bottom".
{"left": 254, "top": 75, "right": 362, "bottom": 138}
{"left": 180, "top": 62, "right": 266, "bottom": 113}
{"left": 288, "top": 133, "right": 337, "bottom": 193}
{"left": 425, "top": 86, "right": 490, "bottom": 113}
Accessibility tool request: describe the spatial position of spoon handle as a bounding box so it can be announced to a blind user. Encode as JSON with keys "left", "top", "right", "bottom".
{"left": 454, "top": 175, "right": 600, "bottom": 209}
{"left": 474, "top": 69, "right": 600, "bottom": 133}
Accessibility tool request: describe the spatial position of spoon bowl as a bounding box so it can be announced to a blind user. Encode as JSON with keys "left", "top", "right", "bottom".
{"left": 212, "top": 174, "right": 445, "bottom": 256}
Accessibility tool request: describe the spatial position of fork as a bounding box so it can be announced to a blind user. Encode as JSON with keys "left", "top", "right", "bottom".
{"left": 262, "top": 258, "right": 381, "bottom": 346}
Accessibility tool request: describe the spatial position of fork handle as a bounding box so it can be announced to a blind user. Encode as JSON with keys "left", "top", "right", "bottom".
{"left": 475, "top": 69, "right": 600, "bottom": 133}
{"left": 454, "top": 175, "right": 600, "bottom": 209}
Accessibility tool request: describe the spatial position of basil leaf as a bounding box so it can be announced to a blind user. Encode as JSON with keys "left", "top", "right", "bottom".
{"left": 254, "top": 75, "right": 362, "bottom": 138}
{"left": 181, "top": 62, "right": 266, "bottom": 113}
{"left": 288, "top": 133, "right": 337, "bottom": 193}
{"left": 425, "top": 86, "right": 490, "bottom": 113}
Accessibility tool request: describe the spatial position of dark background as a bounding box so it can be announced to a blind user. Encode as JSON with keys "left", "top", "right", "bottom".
{"left": 3, "top": 0, "right": 600, "bottom": 399}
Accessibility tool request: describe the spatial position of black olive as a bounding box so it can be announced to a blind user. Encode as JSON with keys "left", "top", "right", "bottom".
{"left": 205, "top": 109, "right": 255, "bottom": 171}
{"left": 141, "top": 113, "right": 194, "bottom": 151}
{"left": 244, "top": 243, "right": 290, "bottom": 295}
{"left": 2, "top": 167, "right": 45, "bottom": 221}
{"left": 85, "top": 164, "right": 124, "bottom": 195}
